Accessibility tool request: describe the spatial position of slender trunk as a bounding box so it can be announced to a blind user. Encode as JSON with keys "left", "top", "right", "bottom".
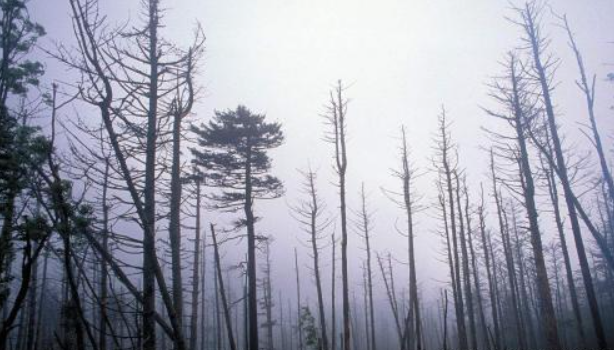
{"left": 211, "top": 224, "right": 237, "bottom": 350}
{"left": 399, "top": 129, "right": 421, "bottom": 350}
{"left": 201, "top": 231, "right": 207, "bottom": 350}
{"left": 437, "top": 111, "right": 468, "bottom": 350}
{"left": 442, "top": 290, "right": 449, "bottom": 350}
{"left": 508, "top": 57, "right": 560, "bottom": 348}
{"left": 376, "top": 254, "right": 404, "bottom": 350}
{"left": 264, "top": 240, "right": 275, "bottom": 350}
{"left": 25, "top": 242, "right": 38, "bottom": 350}
{"left": 244, "top": 142, "right": 259, "bottom": 350}
{"left": 169, "top": 88, "right": 184, "bottom": 333}
{"left": 477, "top": 189, "right": 501, "bottom": 350}
{"left": 295, "top": 249, "right": 304, "bottom": 350}
{"left": 190, "top": 180, "right": 202, "bottom": 350}
{"left": 143, "top": 1, "right": 160, "bottom": 349}
{"left": 98, "top": 159, "right": 110, "bottom": 350}
{"left": 463, "top": 183, "right": 487, "bottom": 350}
{"left": 454, "top": 173, "right": 477, "bottom": 350}
{"left": 491, "top": 154, "right": 525, "bottom": 349}
{"left": 563, "top": 16, "right": 614, "bottom": 208}
{"left": 35, "top": 245, "right": 49, "bottom": 349}
{"left": 542, "top": 151, "right": 586, "bottom": 346}
{"left": 331, "top": 233, "right": 337, "bottom": 350}
{"left": 521, "top": 5, "right": 607, "bottom": 347}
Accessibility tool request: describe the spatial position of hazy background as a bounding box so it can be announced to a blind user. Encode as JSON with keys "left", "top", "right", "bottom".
{"left": 30, "top": 0, "right": 614, "bottom": 305}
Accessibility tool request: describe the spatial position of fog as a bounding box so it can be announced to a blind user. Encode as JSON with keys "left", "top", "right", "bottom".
{"left": 2, "top": 0, "right": 614, "bottom": 349}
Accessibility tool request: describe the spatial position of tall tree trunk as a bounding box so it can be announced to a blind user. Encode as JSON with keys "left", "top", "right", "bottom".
{"left": 542, "top": 151, "right": 586, "bottom": 346}
{"left": 437, "top": 110, "right": 468, "bottom": 350}
{"left": 331, "top": 233, "right": 337, "bottom": 350}
{"left": 463, "top": 180, "right": 487, "bottom": 350}
{"left": 190, "top": 180, "right": 202, "bottom": 350}
{"left": 519, "top": 4, "right": 607, "bottom": 347}
{"left": 477, "top": 189, "right": 501, "bottom": 350}
{"left": 25, "top": 242, "right": 38, "bottom": 350}
{"left": 169, "top": 86, "right": 185, "bottom": 334}
{"left": 211, "top": 224, "right": 237, "bottom": 350}
{"left": 506, "top": 57, "right": 560, "bottom": 348}
{"left": 398, "top": 129, "right": 421, "bottom": 350}
{"left": 244, "top": 143, "right": 259, "bottom": 350}
{"left": 263, "top": 239, "right": 275, "bottom": 350}
{"left": 294, "top": 248, "right": 304, "bottom": 350}
{"left": 454, "top": 172, "right": 478, "bottom": 350}
{"left": 358, "top": 184, "right": 377, "bottom": 350}
{"left": 98, "top": 158, "right": 111, "bottom": 350}
{"left": 201, "top": 231, "right": 207, "bottom": 350}
{"left": 491, "top": 154, "right": 525, "bottom": 349}
{"left": 143, "top": 1, "right": 160, "bottom": 349}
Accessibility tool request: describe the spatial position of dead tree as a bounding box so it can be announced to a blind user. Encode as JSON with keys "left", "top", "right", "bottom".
{"left": 376, "top": 253, "right": 405, "bottom": 350}
{"left": 384, "top": 126, "right": 422, "bottom": 350}
{"left": 484, "top": 52, "right": 560, "bottom": 348}
{"left": 433, "top": 108, "right": 468, "bottom": 350}
{"left": 454, "top": 171, "right": 478, "bottom": 350}
{"left": 294, "top": 248, "right": 304, "bottom": 350}
{"left": 477, "top": 185, "right": 501, "bottom": 350}
{"left": 462, "top": 178, "right": 488, "bottom": 349}
{"left": 539, "top": 148, "right": 586, "bottom": 346}
{"left": 560, "top": 15, "right": 614, "bottom": 209}
{"left": 211, "top": 224, "right": 237, "bottom": 350}
{"left": 261, "top": 237, "right": 276, "bottom": 350}
{"left": 514, "top": 3, "right": 607, "bottom": 347}
{"left": 189, "top": 174, "right": 204, "bottom": 350}
{"left": 291, "top": 167, "right": 332, "bottom": 350}
{"left": 331, "top": 233, "right": 337, "bottom": 350}
{"left": 60, "top": 1, "right": 204, "bottom": 349}
{"left": 323, "top": 80, "right": 351, "bottom": 350}
{"left": 490, "top": 153, "right": 525, "bottom": 349}
{"left": 355, "top": 184, "right": 376, "bottom": 350}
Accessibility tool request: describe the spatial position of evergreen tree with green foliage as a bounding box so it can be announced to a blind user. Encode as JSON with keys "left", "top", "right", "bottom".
{"left": 0, "top": 0, "right": 45, "bottom": 311}
{"left": 191, "top": 105, "right": 284, "bottom": 350}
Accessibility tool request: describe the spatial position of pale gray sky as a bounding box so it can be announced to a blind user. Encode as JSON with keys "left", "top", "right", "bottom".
{"left": 31, "top": 0, "right": 614, "bottom": 304}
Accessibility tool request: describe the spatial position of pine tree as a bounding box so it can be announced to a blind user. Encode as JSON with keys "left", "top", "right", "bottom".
{"left": 191, "top": 105, "right": 284, "bottom": 350}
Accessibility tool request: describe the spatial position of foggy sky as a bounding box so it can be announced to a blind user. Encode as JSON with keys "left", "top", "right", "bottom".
{"left": 30, "top": 0, "right": 614, "bottom": 305}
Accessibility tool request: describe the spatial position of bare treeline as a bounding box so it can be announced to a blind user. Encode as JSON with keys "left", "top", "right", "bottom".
{"left": 0, "top": 1, "right": 613, "bottom": 350}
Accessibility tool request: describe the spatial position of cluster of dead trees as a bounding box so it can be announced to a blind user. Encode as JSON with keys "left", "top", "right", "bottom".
{"left": 0, "top": 1, "right": 613, "bottom": 350}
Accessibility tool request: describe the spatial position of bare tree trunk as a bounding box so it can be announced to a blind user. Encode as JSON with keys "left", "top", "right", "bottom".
{"left": 463, "top": 179, "right": 487, "bottom": 350}
{"left": 397, "top": 129, "right": 421, "bottom": 350}
{"left": 436, "top": 110, "right": 468, "bottom": 350}
{"left": 510, "top": 205, "right": 538, "bottom": 349}
{"left": 491, "top": 154, "right": 525, "bottom": 349}
{"left": 562, "top": 16, "right": 614, "bottom": 208}
{"left": 263, "top": 239, "right": 275, "bottom": 350}
{"left": 331, "top": 233, "right": 337, "bottom": 350}
{"left": 358, "top": 185, "right": 377, "bottom": 350}
{"left": 518, "top": 4, "right": 608, "bottom": 348}
{"left": 324, "top": 81, "right": 351, "bottom": 350}
{"left": 35, "top": 245, "right": 49, "bottom": 349}
{"left": 211, "top": 224, "right": 237, "bottom": 350}
{"left": 454, "top": 172, "right": 478, "bottom": 350}
{"left": 541, "top": 151, "right": 586, "bottom": 346}
{"left": 376, "top": 254, "right": 404, "bottom": 350}
{"left": 190, "top": 179, "right": 202, "bottom": 350}
{"left": 25, "top": 242, "right": 38, "bottom": 350}
{"left": 441, "top": 290, "right": 449, "bottom": 350}
{"left": 361, "top": 263, "right": 370, "bottom": 350}
{"left": 98, "top": 159, "right": 111, "bottom": 350}
{"left": 477, "top": 186, "right": 501, "bottom": 350}
{"left": 201, "top": 231, "right": 207, "bottom": 350}
{"left": 294, "top": 248, "right": 304, "bottom": 350}
{"left": 142, "top": 2, "right": 160, "bottom": 349}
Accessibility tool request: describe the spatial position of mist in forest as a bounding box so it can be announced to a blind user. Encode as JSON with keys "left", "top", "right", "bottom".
{"left": 1, "top": 0, "right": 614, "bottom": 350}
